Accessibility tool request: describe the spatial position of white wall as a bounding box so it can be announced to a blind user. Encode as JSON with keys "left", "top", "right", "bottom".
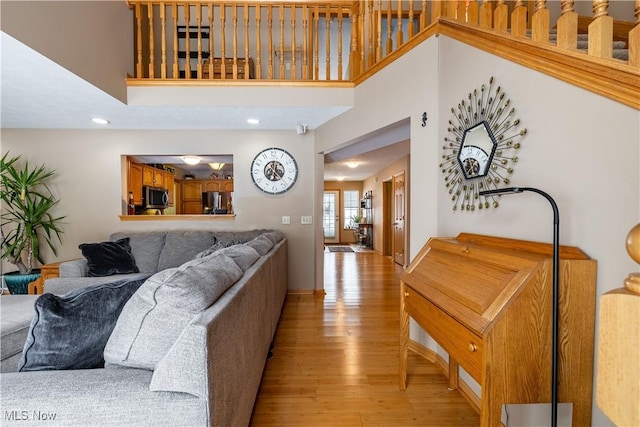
{"left": 0, "top": 129, "right": 317, "bottom": 292}
{"left": 0, "top": 1, "right": 132, "bottom": 103}
{"left": 316, "top": 34, "right": 640, "bottom": 426}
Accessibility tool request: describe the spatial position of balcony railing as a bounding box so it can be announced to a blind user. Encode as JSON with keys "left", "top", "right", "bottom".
{"left": 128, "top": 1, "right": 639, "bottom": 106}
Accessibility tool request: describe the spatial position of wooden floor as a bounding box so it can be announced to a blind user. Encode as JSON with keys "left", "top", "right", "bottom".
{"left": 250, "top": 251, "right": 479, "bottom": 426}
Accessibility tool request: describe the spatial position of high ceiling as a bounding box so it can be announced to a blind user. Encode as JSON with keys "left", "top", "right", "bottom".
{"left": 1, "top": 32, "right": 409, "bottom": 181}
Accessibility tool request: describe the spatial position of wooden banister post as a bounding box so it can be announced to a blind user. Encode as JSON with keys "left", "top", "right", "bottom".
{"left": 467, "top": 0, "right": 479, "bottom": 26}
{"left": 557, "top": 1, "right": 578, "bottom": 50}
{"left": 350, "top": 5, "right": 359, "bottom": 80}
{"left": 588, "top": 0, "right": 613, "bottom": 58}
{"left": 511, "top": 0, "right": 528, "bottom": 38}
{"left": 628, "top": 0, "right": 640, "bottom": 67}
{"left": 494, "top": 0, "right": 509, "bottom": 32}
{"left": 479, "top": 0, "right": 493, "bottom": 29}
{"left": 431, "top": 0, "right": 443, "bottom": 22}
{"left": 531, "top": 0, "right": 550, "bottom": 43}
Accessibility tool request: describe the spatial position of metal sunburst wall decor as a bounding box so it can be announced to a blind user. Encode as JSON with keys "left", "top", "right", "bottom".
{"left": 440, "top": 76, "right": 527, "bottom": 211}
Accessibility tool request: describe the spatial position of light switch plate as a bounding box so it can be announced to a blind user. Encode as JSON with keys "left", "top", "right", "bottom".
{"left": 282, "top": 216, "right": 291, "bottom": 225}
{"left": 301, "top": 216, "right": 312, "bottom": 225}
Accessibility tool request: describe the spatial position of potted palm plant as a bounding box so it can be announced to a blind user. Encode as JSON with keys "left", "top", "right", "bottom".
{"left": 1, "top": 152, "right": 65, "bottom": 294}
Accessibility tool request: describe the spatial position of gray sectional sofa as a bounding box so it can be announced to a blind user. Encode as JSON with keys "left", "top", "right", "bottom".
{"left": 0, "top": 229, "right": 288, "bottom": 426}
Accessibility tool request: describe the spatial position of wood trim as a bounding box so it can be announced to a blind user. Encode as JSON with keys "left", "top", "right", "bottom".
{"left": 438, "top": 18, "right": 640, "bottom": 109}
{"left": 408, "top": 339, "right": 482, "bottom": 414}
{"left": 119, "top": 214, "right": 235, "bottom": 221}
{"left": 126, "top": 77, "right": 354, "bottom": 88}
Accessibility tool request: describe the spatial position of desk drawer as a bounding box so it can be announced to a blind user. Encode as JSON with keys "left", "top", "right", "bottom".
{"left": 404, "top": 285, "right": 483, "bottom": 382}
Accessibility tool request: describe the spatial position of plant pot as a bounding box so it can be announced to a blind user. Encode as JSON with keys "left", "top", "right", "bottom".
{"left": 3, "top": 270, "right": 41, "bottom": 295}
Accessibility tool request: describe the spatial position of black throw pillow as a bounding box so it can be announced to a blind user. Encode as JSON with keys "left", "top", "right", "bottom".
{"left": 79, "top": 237, "right": 139, "bottom": 277}
{"left": 18, "top": 276, "right": 149, "bottom": 371}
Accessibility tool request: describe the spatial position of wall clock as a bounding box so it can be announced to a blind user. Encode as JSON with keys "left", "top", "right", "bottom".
{"left": 251, "top": 147, "right": 298, "bottom": 195}
{"left": 440, "top": 77, "right": 527, "bottom": 211}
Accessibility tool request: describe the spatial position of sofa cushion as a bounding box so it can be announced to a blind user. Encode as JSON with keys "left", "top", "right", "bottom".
{"left": 79, "top": 237, "right": 139, "bottom": 277}
{"left": 157, "top": 231, "right": 218, "bottom": 271}
{"left": 18, "top": 277, "right": 148, "bottom": 371}
{"left": 216, "top": 244, "right": 261, "bottom": 272}
{"left": 0, "top": 295, "right": 39, "bottom": 373}
{"left": 110, "top": 231, "right": 167, "bottom": 274}
{"left": 104, "top": 254, "right": 243, "bottom": 370}
{"left": 245, "top": 234, "right": 275, "bottom": 256}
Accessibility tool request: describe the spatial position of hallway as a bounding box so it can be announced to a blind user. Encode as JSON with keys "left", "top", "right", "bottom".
{"left": 250, "top": 251, "right": 479, "bottom": 426}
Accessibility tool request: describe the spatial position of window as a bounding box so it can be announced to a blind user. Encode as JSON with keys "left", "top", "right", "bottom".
{"left": 343, "top": 190, "right": 360, "bottom": 229}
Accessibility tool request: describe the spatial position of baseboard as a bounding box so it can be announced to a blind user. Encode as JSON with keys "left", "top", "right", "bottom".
{"left": 408, "top": 339, "right": 481, "bottom": 414}
{"left": 286, "top": 289, "right": 315, "bottom": 295}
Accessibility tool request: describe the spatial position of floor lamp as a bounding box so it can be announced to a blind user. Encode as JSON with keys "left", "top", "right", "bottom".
{"left": 479, "top": 187, "right": 560, "bottom": 427}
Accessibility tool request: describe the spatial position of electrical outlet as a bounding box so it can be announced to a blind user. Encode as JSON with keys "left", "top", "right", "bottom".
{"left": 301, "top": 216, "right": 312, "bottom": 225}
{"left": 282, "top": 216, "right": 291, "bottom": 225}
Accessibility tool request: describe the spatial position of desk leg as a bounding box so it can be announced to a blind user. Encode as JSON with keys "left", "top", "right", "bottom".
{"left": 399, "top": 281, "right": 409, "bottom": 390}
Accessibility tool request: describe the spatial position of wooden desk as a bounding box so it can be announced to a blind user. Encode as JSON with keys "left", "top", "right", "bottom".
{"left": 28, "top": 262, "right": 61, "bottom": 294}
{"left": 399, "top": 233, "right": 596, "bottom": 427}
{"left": 202, "top": 58, "right": 255, "bottom": 79}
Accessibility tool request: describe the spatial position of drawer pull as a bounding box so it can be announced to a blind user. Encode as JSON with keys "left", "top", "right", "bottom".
{"left": 404, "top": 291, "right": 409, "bottom": 298}
{"left": 468, "top": 343, "right": 478, "bottom": 352}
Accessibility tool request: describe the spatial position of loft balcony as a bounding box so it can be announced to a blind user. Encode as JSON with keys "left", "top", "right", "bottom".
{"left": 128, "top": 0, "right": 640, "bottom": 109}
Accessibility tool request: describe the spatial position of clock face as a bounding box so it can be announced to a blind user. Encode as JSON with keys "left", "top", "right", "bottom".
{"left": 251, "top": 148, "right": 298, "bottom": 194}
{"left": 457, "top": 121, "right": 497, "bottom": 179}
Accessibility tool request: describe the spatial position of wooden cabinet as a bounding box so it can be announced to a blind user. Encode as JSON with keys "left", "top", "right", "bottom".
{"left": 163, "top": 171, "right": 174, "bottom": 206}
{"left": 182, "top": 180, "right": 203, "bottom": 214}
{"left": 128, "top": 163, "right": 143, "bottom": 205}
{"left": 399, "top": 233, "right": 597, "bottom": 427}
{"left": 143, "top": 165, "right": 164, "bottom": 188}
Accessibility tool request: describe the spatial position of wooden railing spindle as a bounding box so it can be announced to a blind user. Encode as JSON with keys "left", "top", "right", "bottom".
{"left": 396, "top": 0, "right": 403, "bottom": 47}
{"left": 135, "top": 2, "right": 143, "bottom": 78}
{"left": 467, "top": 0, "right": 479, "bottom": 26}
{"left": 208, "top": 3, "right": 214, "bottom": 79}
{"left": 172, "top": 3, "right": 178, "bottom": 78}
{"left": 420, "top": 0, "right": 427, "bottom": 30}
{"left": 197, "top": 4, "right": 203, "bottom": 79}
{"left": 367, "top": 2, "right": 374, "bottom": 68}
{"left": 386, "top": 0, "right": 392, "bottom": 55}
{"left": 184, "top": 4, "right": 190, "bottom": 79}
{"left": 255, "top": 4, "right": 262, "bottom": 79}
{"left": 219, "top": 3, "right": 226, "bottom": 79}
{"left": 479, "top": 0, "right": 492, "bottom": 29}
{"left": 350, "top": 4, "right": 358, "bottom": 80}
{"left": 148, "top": 4, "right": 155, "bottom": 78}
{"left": 556, "top": 1, "right": 577, "bottom": 50}
{"left": 326, "top": 4, "right": 332, "bottom": 79}
{"left": 291, "top": 5, "right": 297, "bottom": 80}
{"left": 302, "top": 5, "right": 308, "bottom": 80}
{"left": 279, "top": 5, "right": 285, "bottom": 79}
{"left": 267, "top": 5, "right": 273, "bottom": 79}
{"left": 232, "top": 3, "right": 238, "bottom": 79}
{"left": 314, "top": 5, "right": 320, "bottom": 79}
{"left": 375, "top": 1, "right": 382, "bottom": 62}
{"left": 244, "top": 4, "right": 249, "bottom": 80}
{"left": 532, "top": 0, "right": 550, "bottom": 43}
{"left": 630, "top": 0, "right": 640, "bottom": 67}
{"left": 408, "top": 0, "right": 414, "bottom": 36}
{"left": 338, "top": 6, "right": 343, "bottom": 80}
{"left": 494, "top": 0, "right": 508, "bottom": 33}
{"left": 589, "top": 0, "right": 613, "bottom": 59}
{"left": 511, "top": 0, "right": 527, "bottom": 38}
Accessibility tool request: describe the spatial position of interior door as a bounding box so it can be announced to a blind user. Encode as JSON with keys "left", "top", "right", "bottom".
{"left": 393, "top": 172, "right": 406, "bottom": 266}
{"left": 323, "top": 191, "right": 340, "bottom": 244}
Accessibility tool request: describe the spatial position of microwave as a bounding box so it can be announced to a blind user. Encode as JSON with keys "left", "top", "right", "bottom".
{"left": 143, "top": 186, "right": 169, "bottom": 209}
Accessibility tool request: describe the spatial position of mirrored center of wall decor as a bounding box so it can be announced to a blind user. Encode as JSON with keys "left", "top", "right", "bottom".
{"left": 440, "top": 76, "right": 527, "bottom": 212}
{"left": 125, "top": 155, "right": 234, "bottom": 216}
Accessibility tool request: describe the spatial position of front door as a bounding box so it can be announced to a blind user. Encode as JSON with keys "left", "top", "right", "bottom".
{"left": 323, "top": 191, "right": 340, "bottom": 244}
{"left": 393, "top": 172, "right": 406, "bottom": 266}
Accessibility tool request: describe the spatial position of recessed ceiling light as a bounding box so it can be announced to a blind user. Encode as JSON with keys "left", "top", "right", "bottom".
{"left": 181, "top": 156, "right": 201, "bottom": 165}
{"left": 247, "top": 118, "right": 260, "bottom": 125}
{"left": 92, "top": 117, "right": 110, "bottom": 125}
{"left": 346, "top": 161, "right": 359, "bottom": 169}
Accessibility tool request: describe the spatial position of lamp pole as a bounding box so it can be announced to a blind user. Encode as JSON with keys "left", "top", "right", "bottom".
{"left": 478, "top": 187, "right": 560, "bottom": 427}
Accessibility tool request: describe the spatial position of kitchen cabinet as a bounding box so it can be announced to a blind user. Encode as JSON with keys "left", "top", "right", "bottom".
{"left": 129, "top": 163, "right": 143, "bottom": 205}
{"left": 163, "top": 171, "right": 174, "bottom": 206}
{"left": 143, "top": 165, "right": 164, "bottom": 188}
{"left": 182, "top": 181, "right": 202, "bottom": 201}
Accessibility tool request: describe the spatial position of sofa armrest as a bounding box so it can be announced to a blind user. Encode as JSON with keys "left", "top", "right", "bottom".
{"left": 58, "top": 259, "right": 88, "bottom": 278}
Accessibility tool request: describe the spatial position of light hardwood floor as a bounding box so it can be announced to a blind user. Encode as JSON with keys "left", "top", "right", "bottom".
{"left": 250, "top": 251, "right": 480, "bottom": 426}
